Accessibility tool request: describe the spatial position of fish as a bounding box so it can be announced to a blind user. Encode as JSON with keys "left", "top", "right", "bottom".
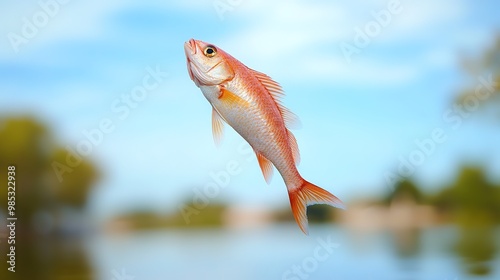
{"left": 184, "top": 39, "right": 344, "bottom": 234}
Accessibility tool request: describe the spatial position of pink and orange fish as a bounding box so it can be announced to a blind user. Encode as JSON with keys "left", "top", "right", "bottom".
{"left": 184, "top": 39, "right": 344, "bottom": 234}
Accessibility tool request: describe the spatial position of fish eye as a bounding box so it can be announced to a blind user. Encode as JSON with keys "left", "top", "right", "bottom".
{"left": 204, "top": 46, "right": 217, "bottom": 57}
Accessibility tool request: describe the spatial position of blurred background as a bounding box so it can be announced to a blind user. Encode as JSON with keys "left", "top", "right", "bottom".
{"left": 1, "top": 0, "right": 500, "bottom": 279}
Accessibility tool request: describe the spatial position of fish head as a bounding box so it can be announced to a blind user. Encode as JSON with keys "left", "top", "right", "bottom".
{"left": 184, "top": 39, "right": 235, "bottom": 87}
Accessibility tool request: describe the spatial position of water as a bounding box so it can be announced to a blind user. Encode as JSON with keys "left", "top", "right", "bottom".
{"left": 85, "top": 224, "right": 500, "bottom": 280}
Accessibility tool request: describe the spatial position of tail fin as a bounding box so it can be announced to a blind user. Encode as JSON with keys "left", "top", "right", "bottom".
{"left": 288, "top": 180, "right": 345, "bottom": 235}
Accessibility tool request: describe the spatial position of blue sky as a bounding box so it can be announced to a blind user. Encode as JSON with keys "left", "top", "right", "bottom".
{"left": 1, "top": 0, "right": 499, "bottom": 219}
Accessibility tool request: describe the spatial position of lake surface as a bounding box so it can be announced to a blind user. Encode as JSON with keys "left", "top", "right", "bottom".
{"left": 86, "top": 224, "right": 500, "bottom": 280}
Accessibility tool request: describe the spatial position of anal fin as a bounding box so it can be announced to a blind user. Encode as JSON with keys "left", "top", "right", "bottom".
{"left": 256, "top": 152, "right": 274, "bottom": 184}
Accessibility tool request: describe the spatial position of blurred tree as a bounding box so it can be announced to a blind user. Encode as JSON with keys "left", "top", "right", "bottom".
{"left": 384, "top": 179, "right": 423, "bottom": 205}
{"left": 0, "top": 116, "right": 99, "bottom": 231}
{"left": 273, "top": 204, "right": 340, "bottom": 224}
{"left": 430, "top": 166, "right": 499, "bottom": 276}
{"left": 113, "top": 210, "right": 168, "bottom": 230}
{"left": 0, "top": 117, "right": 51, "bottom": 220}
{"left": 455, "top": 226, "right": 496, "bottom": 276}
{"left": 0, "top": 116, "right": 98, "bottom": 280}
{"left": 173, "top": 202, "right": 227, "bottom": 228}
{"left": 49, "top": 148, "right": 99, "bottom": 209}
{"left": 307, "top": 204, "right": 335, "bottom": 223}
{"left": 432, "top": 166, "right": 500, "bottom": 224}
{"left": 457, "top": 34, "right": 500, "bottom": 120}
{"left": 453, "top": 167, "right": 496, "bottom": 214}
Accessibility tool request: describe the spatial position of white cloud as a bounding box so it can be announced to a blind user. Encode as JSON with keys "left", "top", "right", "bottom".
{"left": 219, "top": 0, "right": 349, "bottom": 59}
{"left": 390, "top": 0, "right": 466, "bottom": 36}
{"left": 300, "top": 55, "right": 419, "bottom": 86}
{"left": 209, "top": 0, "right": 468, "bottom": 86}
{"left": 0, "top": 0, "right": 124, "bottom": 58}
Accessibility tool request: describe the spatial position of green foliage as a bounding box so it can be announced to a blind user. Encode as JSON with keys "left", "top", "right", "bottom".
{"left": 384, "top": 179, "right": 423, "bottom": 205}
{"left": 456, "top": 35, "right": 500, "bottom": 119}
{"left": 0, "top": 117, "right": 97, "bottom": 280}
{"left": 307, "top": 204, "right": 336, "bottom": 223}
{"left": 49, "top": 148, "right": 99, "bottom": 208}
{"left": 115, "top": 210, "right": 171, "bottom": 230}
{"left": 0, "top": 116, "right": 99, "bottom": 230}
{"left": 0, "top": 117, "right": 50, "bottom": 218}
{"left": 172, "top": 202, "right": 226, "bottom": 228}
{"left": 432, "top": 166, "right": 500, "bottom": 225}
{"left": 113, "top": 203, "right": 228, "bottom": 230}
{"left": 454, "top": 226, "right": 496, "bottom": 276}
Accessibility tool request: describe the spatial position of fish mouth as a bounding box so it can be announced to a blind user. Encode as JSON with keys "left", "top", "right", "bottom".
{"left": 184, "top": 38, "right": 197, "bottom": 56}
{"left": 184, "top": 39, "right": 198, "bottom": 83}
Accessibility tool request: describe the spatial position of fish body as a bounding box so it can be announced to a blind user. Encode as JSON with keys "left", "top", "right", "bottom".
{"left": 184, "top": 39, "right": 344, "bottom": 234}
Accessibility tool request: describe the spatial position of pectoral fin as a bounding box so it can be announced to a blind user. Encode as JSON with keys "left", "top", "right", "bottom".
{"left": 211, "top": 88, "right": 247, "bottom": 146}
{"left": 212, "top": 108, "right": 225, "bottom": 147}
{"left": 219, "top": 88, "right": 249, "bottom": 108}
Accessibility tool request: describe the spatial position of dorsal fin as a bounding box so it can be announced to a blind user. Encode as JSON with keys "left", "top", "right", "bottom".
{"left": 248, "top": 68, "right": 301, "bottom": 129}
